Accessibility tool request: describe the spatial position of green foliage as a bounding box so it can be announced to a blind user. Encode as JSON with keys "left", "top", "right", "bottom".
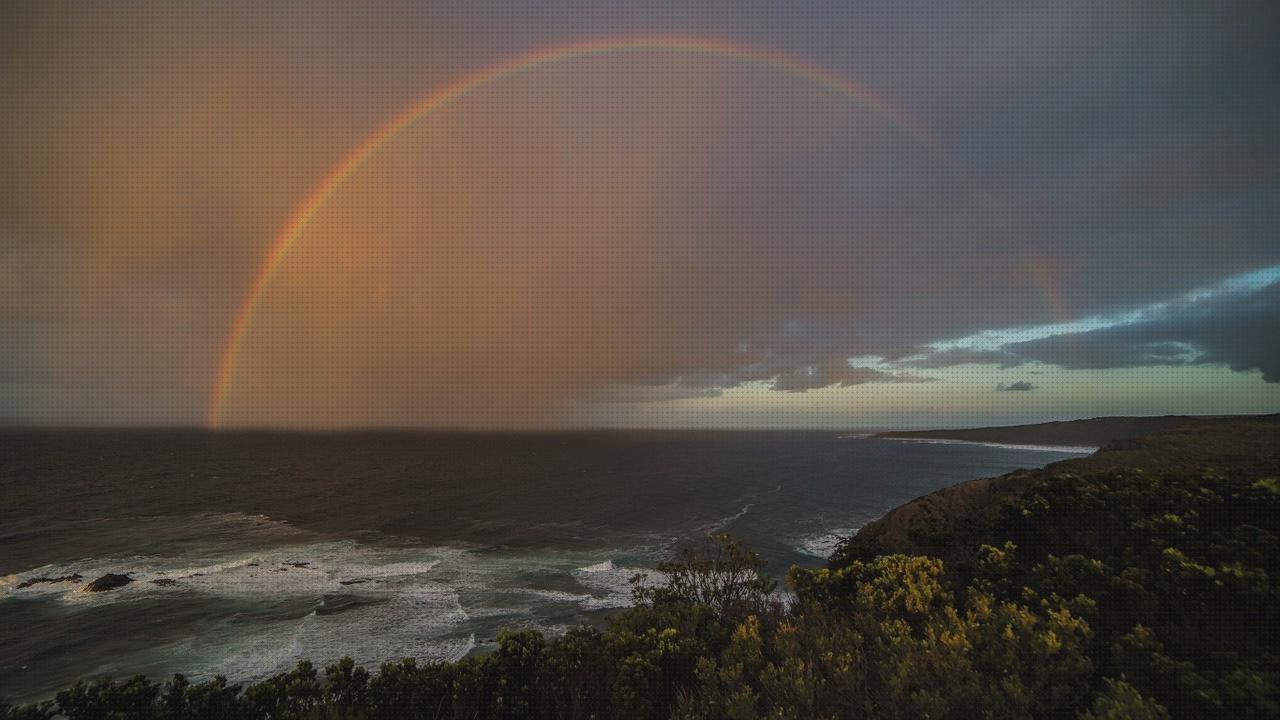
{"left": 7, "top": 467, "right": 1277, "bottom": 719}
{"left": 693, "top": 554, "right": 1095, "bottom": 720}
{"left": 1079, "top": 679, "right": 1170, "bottom": 720}
{"left": 160, "top": 674, "right": 244, "bottom": 720}
{"left": 979, "top": 470, "right": 1280, "bottom": 717}
{"left": 55, "top": 675, "right": 161, "bottom": 720}
{"left": 633, "top": 533, "right": 777, "bottom": 623}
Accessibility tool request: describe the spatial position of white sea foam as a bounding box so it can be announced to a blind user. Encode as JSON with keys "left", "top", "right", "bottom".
{"left": 181, "top": 580, "right": 475, "bottom": 684}
{"left": 573, "top": 559, "right": 661, "bottom": 608}
{"left": 501, "top": 587, "right": 606, "bottom": 608}
{"left": 578, "top": 559, "right": 615, "bottom": 573}
{"left": 6, "top": 540, "right": 639, "bottom": 686}
{"left": 795, "top": 528, "right": 859, "bottom": 559}
{"left": 4, "top": 536, "right": 670, "bottom": 688}
{"left": 697, "top": 504, "right": 753, "bottom": 535}
{"left": 4, "top": 542, "right": 452, "bottom": 605}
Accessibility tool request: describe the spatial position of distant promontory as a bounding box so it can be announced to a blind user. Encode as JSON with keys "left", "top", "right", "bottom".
{"left": 872, "top": 413, "right": 1273, "bottom": 448}
{"left": 854, "top": 413, "right": 1280, "bottom": 559}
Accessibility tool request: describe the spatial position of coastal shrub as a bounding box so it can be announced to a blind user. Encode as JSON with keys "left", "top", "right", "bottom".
{"left": 1079, "top": 679, "right": 1170, "bottom": 720}
{"left": 987, "top": 471, "right": 1279, "bottom": 717}
{"left": 678, "top": 554, "right": 1094, "bottom": 720}
{"left": 633, "top": 534, "right": 776, "bottom": 623}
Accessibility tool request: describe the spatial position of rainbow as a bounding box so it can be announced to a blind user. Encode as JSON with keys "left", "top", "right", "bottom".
{"left": 207, "top": 35, "right": 951, "bottom": 428}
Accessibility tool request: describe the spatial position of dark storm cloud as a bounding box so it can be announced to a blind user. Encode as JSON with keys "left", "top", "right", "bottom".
{"left": 996, "top": 381, "right": 1037, "bottom": 392}
{"left": 903, "top": 282, "right": 1280, "bottom": 383}
{"left": 925, "top": 2, "right": 1280, "bottom": 316}
{"left": 1000, "top": 283, "right": 1280, "bottom": 382}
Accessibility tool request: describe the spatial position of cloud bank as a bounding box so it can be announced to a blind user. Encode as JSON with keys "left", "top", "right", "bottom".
{"left": 901, "top": 279, "right": 1280, "bottom": 383}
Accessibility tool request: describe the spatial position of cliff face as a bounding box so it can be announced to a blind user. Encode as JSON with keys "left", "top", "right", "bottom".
{"left": 850, "top": 415, "right": 1280, "bottom": 561}
{"left": 851, "top": 469, "right": 1034, "bottom": 557}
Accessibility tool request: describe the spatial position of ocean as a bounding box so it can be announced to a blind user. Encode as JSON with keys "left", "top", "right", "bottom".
{"left": 0, "top": 429, "right": 1091, "bottom": 703}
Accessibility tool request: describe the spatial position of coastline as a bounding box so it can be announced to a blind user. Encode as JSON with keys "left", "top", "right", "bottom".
{"left": 871, "top": 413, "right": 1272, "bottom": 448}
{"left": 853, "top": 414, "right": 1280, "bottom": 559}
{"left": 872, "top": 436, "right": 1098, "bottom": 454}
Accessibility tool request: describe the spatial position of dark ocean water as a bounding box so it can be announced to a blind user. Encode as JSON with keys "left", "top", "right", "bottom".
{"left": 0, "top": 430, "right": 1092, "bottom": 703}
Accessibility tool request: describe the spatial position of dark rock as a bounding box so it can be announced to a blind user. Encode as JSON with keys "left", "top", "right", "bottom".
{"left": 82, "top": 573, "right": 133, "bottom": 592}
{"left": 16, "top": 574, "right": 83, "bottom": 589}
{"left": 283, "top": 561, "right": 311, "bottom": 568}
{"left": 151, "top": 578, "right": 179, "bottom": 587}
{"left": 339, "top": 579, "right": 368, "bottom": 585}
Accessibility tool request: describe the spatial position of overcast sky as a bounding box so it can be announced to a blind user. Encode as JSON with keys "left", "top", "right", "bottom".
{"left": 2, "top": 1, "right": 1278, "bottom": 429}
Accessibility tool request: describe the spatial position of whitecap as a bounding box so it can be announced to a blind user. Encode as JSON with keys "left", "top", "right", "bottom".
{"left": 4, "top": 539, "right": 662, "bottom": 683}
{"left": 795, "top": 528, "right": 859, "bottom": 559}
{"left": 572, "top": 560, "right": 661, "bottom": 608}
{"left": 577, "top": 560, "right": 614, "bottom": 574}
{"left": 697, "top": 504, "right": 753, "bottom": 535}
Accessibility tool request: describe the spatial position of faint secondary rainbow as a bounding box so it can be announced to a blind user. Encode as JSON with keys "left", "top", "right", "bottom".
{"left": 207, "top": 35, "right": 950, "bottom": 428}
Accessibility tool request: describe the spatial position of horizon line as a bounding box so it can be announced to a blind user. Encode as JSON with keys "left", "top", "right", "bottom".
{"left": 4, "top": 412, "right": 1274, "bottom": 435}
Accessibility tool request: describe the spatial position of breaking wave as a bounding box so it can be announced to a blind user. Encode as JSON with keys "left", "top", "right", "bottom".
{"left": 3, "top": 534, "right": 657, "bottom": 686}
{"left": 794, "top": 528, "right": 859, "bottom": 559}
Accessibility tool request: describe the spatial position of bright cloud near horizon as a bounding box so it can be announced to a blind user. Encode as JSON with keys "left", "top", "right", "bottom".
{"left": 2, "top": 1, "right": 1278, "bottom": 429}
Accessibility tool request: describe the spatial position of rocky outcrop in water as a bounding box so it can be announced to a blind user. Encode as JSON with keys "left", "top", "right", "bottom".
{"left": 82, "top": 573, "right": 133, "bottom": 592}
{"left": 16, "top": 573, "right": 83, "bottom": 589}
